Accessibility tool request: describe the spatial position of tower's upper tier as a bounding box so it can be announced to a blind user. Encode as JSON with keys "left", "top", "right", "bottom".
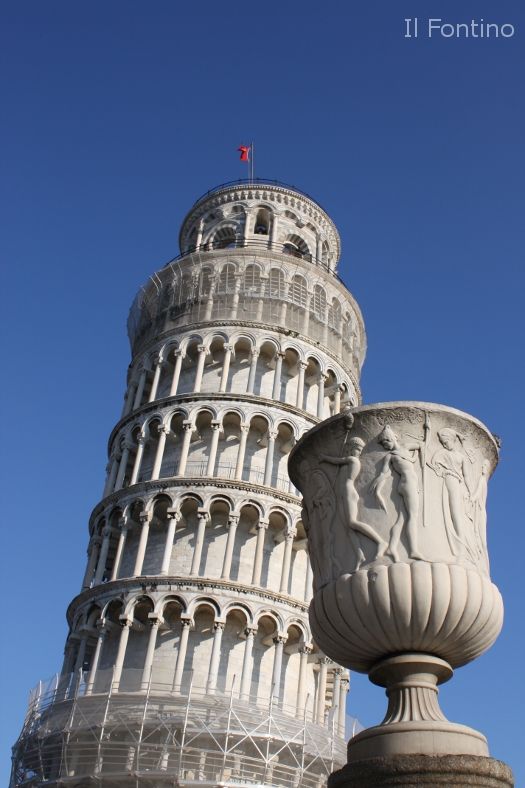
{"left": 179, "top": 179, "right": 341, "bottom": 273}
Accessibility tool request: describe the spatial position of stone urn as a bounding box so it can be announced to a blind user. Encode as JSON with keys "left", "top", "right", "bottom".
{"left": 289, "top": 402, "right": 504, "bottom": 763}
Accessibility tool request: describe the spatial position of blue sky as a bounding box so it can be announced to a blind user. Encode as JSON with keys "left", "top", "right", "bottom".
{"left": 1, "top": 1, "right": 523, "bottom": 783}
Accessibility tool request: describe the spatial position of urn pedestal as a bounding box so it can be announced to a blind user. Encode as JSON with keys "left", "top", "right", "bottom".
{"left": 289, "top": 402, "right": 514, "bottom": 787}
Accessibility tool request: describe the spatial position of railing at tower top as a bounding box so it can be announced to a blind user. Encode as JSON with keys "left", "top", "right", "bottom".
{"left": 188, "top": 178, "right": 333, "bottom": 217}
{"left": 182, "top": 460, "right": 299, "bottom": 496}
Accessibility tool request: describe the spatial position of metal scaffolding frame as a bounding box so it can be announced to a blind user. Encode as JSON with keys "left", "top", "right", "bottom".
{"left": 12, "top": 671, "right": 355, "bottom": 787}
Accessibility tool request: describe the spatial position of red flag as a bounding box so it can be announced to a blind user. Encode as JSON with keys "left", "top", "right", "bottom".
{"left": 238, "top": 145, "right": 250, "bottom": 162}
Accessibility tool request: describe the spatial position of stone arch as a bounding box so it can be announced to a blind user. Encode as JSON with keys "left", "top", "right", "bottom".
{"left": 252, "top": 338, "right": 279, "bottom": 398}
{"left": 242, "top": 413, "right": 270, "bottom": 486}
{"left": 230, "top": 501, "right": 261, "bottom": 585}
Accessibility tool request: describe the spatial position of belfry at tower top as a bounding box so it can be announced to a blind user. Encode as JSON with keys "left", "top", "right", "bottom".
{"left": 178, "top": 178, "right": 342, "bottom": 273}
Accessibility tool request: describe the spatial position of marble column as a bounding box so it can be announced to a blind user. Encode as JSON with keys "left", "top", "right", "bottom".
{"left": 206, "top": 421, "right": 221, "bottom": 476}
{"left": 256, "top": 278, "right": 267, "bottom": 322}
{"left": 177, "top": 421, "right": 193, "bottom": 475}
{"left": 81, "top": 537, "right": 101, "bottom": 590}
{"left": 251, "top": 519, "right": 269, "bottom": 585}
{"left": 316, "top": 657, "right": 330, "bottom": 724}
{"left": 73, "top": 631, "right": 89, "bottom": 673}
{"left": 169, "top": 349, "right": 184, "bottom": 396}
{"left": 334, "top": 385, "right": 342, "bottom": 414}
{"left": 203, "top": 278, "right": 217, "bottom": 321}
{"left": 129, "top": 434, "right": 146, "bottom": 485}
{"left": 304, "top": 557, "right": 313, "bottom": 603}
{"left": 231, "top": 278, "right": 242, "bottom": 320}
{"left": 271, "top": 635, "right": 287, "bottom": 700}
{"left": 112, "top": 619, "right": 132, "bottom": 690}
{"left": 272, "top": 352, "right": 284, "bottom": 400}
{"left": 151, "top": 425, "right": 169, "bottom": 480}
{"left": 263, "top": 430, "right": 277, "bottom": 486}
{"left": 190, "top": 511, "right": 208, "bottom": 575}
{"left": 219, "top": 344, "right": 234, "bottom": 392}
{"left": 147, "top": 356, "right": 163, "bottom": 403}
{"left": 206, "top": 621, "right": 225, "bottom": 692}
{"left": 279, "top": 526, "right": 296, "bottom": 594}
{"left": 240, "top": 627, "right": 257, "bottom": 700}
{"left": 193, "top": 345, "right": 207, "bottom": 393}
{"left": 338, "top": 677, "right": 349, "bottom": 736}
{"left": 221, "top": 514, "right": 239, "bottom": 580}
{"left": 94, "top": 526, "right": 112, "bottom": 584}
{"left": 279, "top": 299, "right": 287, "bottom": 326}
{"left": 141, "top": 617, "right": 162, "bottom": 690}
{"left": 160, "top": 509, "right": 181, "bottom": 575}
{"left": 195, "top": 217, "right": 204, "bottom": 250}
{"left": 110, "top": 517, "right": 129, "bottom": 581}
{"left": 85, "top": 623, "right": 109, "bottom": 696}
{"left": 296, "top": 361, "right": 307, "bottom": 409}
{"left": 172, "top": 618, "right": 191, "bottom": 692}
{"left": 103, "top": 453, "right": 119, "bottom": 497}
{"left": 317, "top": 373, "right": 328, "bottom": 418}
{"left": 133, "top": 512, "right": 152, "bottom": 577}
{"left": 332, "top": 669, "right": 342, "bottom": 732}
{"left": 235, "top": 424, "right": 249, "bottom": 480}
{"left": 296, "top": 645, "right": 312, "bottom": 717}
{"left": 115, "top": 442, "right": 132, "bottom": 490}
{"left": 132, "top": 368, "right": 148, "bottom": 410}
{"left": 246, "top": 348, "right": 259, "bottom": 394}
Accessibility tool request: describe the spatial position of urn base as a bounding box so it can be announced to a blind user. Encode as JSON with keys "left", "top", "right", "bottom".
{"left": 328, "top": 754, "right": 514, "bottom": 787}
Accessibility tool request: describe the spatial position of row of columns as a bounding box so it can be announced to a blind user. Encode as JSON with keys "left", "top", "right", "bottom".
{"left": 80, "top": 615, "right": 346, "bottom": 729}
{"left": 105, "top": 414, "right": 297, "bottom": 496}
{"left": 82, "top": 513, "right": 310, "bottom": 599}
{"left": 122, "top": 345, "right": 348, "bottom": 420}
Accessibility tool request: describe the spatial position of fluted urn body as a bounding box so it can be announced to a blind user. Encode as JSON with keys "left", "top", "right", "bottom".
{"left": 289, "top": 401, "right": 504, "bottom": 760}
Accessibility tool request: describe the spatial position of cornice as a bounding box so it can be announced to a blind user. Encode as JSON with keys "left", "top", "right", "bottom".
{"left": 67, "top": 574, "right": 309, "bottom": 625}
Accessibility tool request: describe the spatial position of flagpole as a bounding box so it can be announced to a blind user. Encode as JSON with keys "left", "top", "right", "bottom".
{"left": 250, "top": 141, "right": 254, "bottom": 184}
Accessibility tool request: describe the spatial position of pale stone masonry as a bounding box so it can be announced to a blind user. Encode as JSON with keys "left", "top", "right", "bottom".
{"left": 11, "top": 180, "right": 366, "bottom": 787}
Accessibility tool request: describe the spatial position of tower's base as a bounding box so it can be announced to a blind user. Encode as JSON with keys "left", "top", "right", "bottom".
{"left": 328, "top": 754, "right": 514, "bottom": 788}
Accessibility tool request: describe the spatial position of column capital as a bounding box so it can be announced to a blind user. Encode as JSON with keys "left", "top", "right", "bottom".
{"left": 273, "top": 634, "right": 288, "bottom": 646}
{"left": 118, "top": 515, "right": 130, "bottom": 530}
{"left": 174, "top": 348, "right": 185, "bottom": 359}
{"left": 244, "top": 626, "right": 258, "bottom": 638}
{"left": 285, "top": 525, "right": 297, "bottom": 541}
{"left": 197, "top": 344, "right": 207, "bottom": 353}
{"left": 223, "top": 343, "right": 235, "bottom": 353}
{"left": 122, "top": 439, "right": 135, "bottom": 452}
{"left": 318, "top": 656, "right": 333, "bottom": 666}
{"left": 250, "top": 348, "right": 260, "bottom": 358}
{"left": 139, "top": 511, "right": 152, "bottom": 524}
{"left": 148, "top": 614, "right": 163, "bottom": 628}
{"left": 197, "top": 510, "right": 209, "bottom": 522}
{"left": 210, "top": 420, "right": 221, "bottom": 430}
{"left": 240, "top": 423, "right": 250, "bottom": 434}
{"left": 257, "top": 519, "right": 269, "bottom": 531}
{"left": 299, "top": 644, "right": 313, "bottom": 655}
{"left": 268, "top": 429, "right": 278, "bottom": 441}
{"left": 228, "top": 514, "right": 239, "bottom": 527}
{"left": 119, "top": 617, "right": 133, "bottom": 629}
{"left": 319, "top": 372, "right": 329, "bottom": 383}
{"left": 333, "top": 667, "right": 345, "bottom": 677}
{"left": 182, "top": 420, "right": 193, "bottom": 432}
{"left": 166, "top": 508, "right": 182, "bottom": 521}
{"left": 101, "top": 526, "right": 112, "bottom": 539}
{"left": 90, "top": 536, "right": 102, "bottom": 547}
{"left": 213, "top": 621, "right": 226, "bottom": 632}
{"left": 156, "top": 424, "right": 170, "bottom": 436}
{"left": 180, "top": 616, "right": 193, "bottom": 629}
{"left": 298, "top": 360, "right": 308, "bottom": 370}
{"left": 136, "top": 433, "right": 147, "bottom": 446}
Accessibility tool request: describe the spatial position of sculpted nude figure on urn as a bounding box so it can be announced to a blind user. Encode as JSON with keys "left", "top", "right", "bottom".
{"left": 289, "top": 402, "right": 509, "bottom": 777}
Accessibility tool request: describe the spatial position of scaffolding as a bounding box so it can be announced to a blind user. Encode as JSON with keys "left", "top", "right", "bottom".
{"left": 12, "top": 670, "right": 357, "bottom": 787}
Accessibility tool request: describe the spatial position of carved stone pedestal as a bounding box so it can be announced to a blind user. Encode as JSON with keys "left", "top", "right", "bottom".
{"left": 328, "top": 754, "right": 514, "bottom": 788}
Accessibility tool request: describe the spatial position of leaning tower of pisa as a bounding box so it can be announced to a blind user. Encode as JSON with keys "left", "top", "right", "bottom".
{"left": 11, "top": 180, "right": 366, "bottom": 787}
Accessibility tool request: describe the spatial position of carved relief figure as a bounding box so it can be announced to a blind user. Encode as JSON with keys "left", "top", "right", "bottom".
{"left": 370, "top": 426, "right": 424, "bottom": 561}
{"left": 470, "top": 458, "right": 490, "bottom": 573}
{"left": 429, "top": 428, "right": 475, "bottom": 560}
{"left": 320, "top": 437, "right": 387, "bottom": 569}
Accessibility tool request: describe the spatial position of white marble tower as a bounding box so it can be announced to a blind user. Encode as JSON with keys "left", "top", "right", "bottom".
{"left": 11, "top": 180, "right": 366, "bottom": 787}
